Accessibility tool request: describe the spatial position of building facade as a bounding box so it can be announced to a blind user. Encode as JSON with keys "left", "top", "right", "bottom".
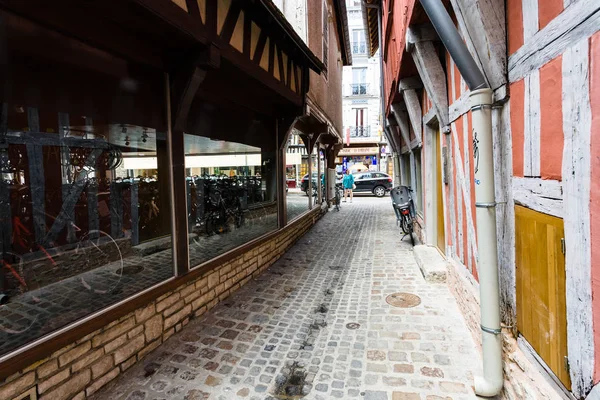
{"left": 372, "top": 0, "right": 600, "bottom": 398}
{"left": 340, "top": 0, "right": 386, "bottom": 175}
{"left": 0, "top": 1, "right": 350, "bottom": 398}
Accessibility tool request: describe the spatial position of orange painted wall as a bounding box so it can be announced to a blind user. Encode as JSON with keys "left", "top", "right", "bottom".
{"left": 510, "top": 79, "right": 525, "bottom": 177}
{"left": 539, "top": 0, "right": 563, "bottom": 30}
{"left": 539, "top": 56, "right": 563, "bottom": 180}
{"left": 589, "top": 32, "right": 600, "bottom": 383}
{"left": 507, "top": 0, "right": 523, "bottom": 55}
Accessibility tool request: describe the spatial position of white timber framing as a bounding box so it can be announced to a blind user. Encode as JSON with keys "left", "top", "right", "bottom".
{"left": 492, "top": 100, "right": 517, "bottom": 331}
{"left": 523, "top": 69, "right": 541, "bottom": 177}
{"left": 512, "top": 177, "right": 563, "bottom": 218}
{"left": 391, "top": 103, "right": 414, "bottom": 153}
{"left": 447, "top": 131, "right": 456, "bottom": 260}
{"left": 402, "top": 89, "right": 423, "bottom": 146}
{"left": 522, "top": 0, "right": 539, "bottom": 43}
{"left": 449, "top": 91, "right": 470, "bottom": 123}
{"left": 462, "top": 115, "right": 472, "bottom": 272}
{"left": 562, "top": 38, "right": 594, "bottom": 398}
{"left": 448, "top": 0, "right": 507, "bottom": 90}
{"left": 450, "top": 122, "right": 478, "bottom": 275}
{"left": 508, "top": 0, "right": 600, "bottom": 83}
{"left": 423, "top": 107, "right": 436, "bottom": 126}
{"left": 406, "top": 25, "right": 449, "bottom": 128}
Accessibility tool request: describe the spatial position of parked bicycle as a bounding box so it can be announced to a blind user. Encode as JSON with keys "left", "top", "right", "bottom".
{"left": 391, "top": 185, "right": 416, "bottom": 246}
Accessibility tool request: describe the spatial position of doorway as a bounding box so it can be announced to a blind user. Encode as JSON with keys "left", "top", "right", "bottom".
{"left": 515, "top": 205, "right": 570, "bottom": 390}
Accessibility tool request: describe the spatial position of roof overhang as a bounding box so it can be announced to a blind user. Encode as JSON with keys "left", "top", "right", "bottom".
{"left": 362, "top": 0, "right": 380, "bottom": 57}
{"left": 332, "top": 0, "right": 353, "bottom": 66}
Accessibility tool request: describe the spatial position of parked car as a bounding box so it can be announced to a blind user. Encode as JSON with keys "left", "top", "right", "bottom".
{"left": 352, "top": 172, "right": 393, "bottom": 197}
{"left": 300, "top": 173, "right": 320, "bottom": 194}
{"left": 301, "top": 172, "right": 345, "bottom": 194}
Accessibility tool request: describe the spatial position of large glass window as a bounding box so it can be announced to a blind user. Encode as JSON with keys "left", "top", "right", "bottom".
{"left": 285, "top": 133, "right": 310, "bottom": 221}
{"left": 185, "top": 133, "right": 278, "bottom": 268}
{"left": 0, "top": 47, "right": 172, "bottom": 357}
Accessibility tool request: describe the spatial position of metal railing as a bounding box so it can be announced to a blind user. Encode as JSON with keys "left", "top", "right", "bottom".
{"left": 349, "top": 126, "right": 371, "bottom": 137}
{"left": 349, "top": 83, "right": 369, "bottom": 95}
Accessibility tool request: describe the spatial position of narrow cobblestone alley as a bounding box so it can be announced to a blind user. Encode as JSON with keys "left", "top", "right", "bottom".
{"left": 93, "top": 198, "right": 481, "bottom": 400}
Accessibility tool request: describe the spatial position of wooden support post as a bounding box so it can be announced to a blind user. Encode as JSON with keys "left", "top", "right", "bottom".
{"left": 187, "top": 180, "right": 193, "bottom": 232}
{"left": 110, "top": 181, "right": 124, "bottom": 239}
{"left": 390, "top": 104, "right": 412, "bottom": 152}
{"left": 130, "top": 181, "right": 139, "bottom": 245}
{"left": 45, "top": 148, "right": 103, "bottom": 244}
{"left": 87, "top": 179, "right": 99, "bottom": 240}
{"left": 401, "top": 89, "right": 423, "bottom": 146}
{"left": 26, "top": 107, "right": 47, "bottom": 245}
{"left": 407, "top": 29, "right": 449, "bottom": 128}
{"left": 448, "top": 0, "right": 506, "bottom": 90}
{"left": 58, "top": 112, "right": 77, "bottom": 243}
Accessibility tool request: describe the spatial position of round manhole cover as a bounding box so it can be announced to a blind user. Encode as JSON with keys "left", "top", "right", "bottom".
{"left": 386, "top": 292, "right": 421, "bottom": 308}
{"left": 346, "top": 322, "right": 360, "bottom": 330}
{"left": 116, "top": 265, "right": 144, "bottom": 276}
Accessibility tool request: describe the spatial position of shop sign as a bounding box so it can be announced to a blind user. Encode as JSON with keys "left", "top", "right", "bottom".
{"left": 338, "top": 147, "right": 378, "bottom": 156}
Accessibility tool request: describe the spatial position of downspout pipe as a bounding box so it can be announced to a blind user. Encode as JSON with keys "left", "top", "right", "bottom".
{"left": 418, "top": 0, "right": 502, "bottom": 397}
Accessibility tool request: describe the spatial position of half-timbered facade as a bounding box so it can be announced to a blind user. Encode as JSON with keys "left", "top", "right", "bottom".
{"left": 373, "top": 0, "right": 600, "bottom": 398}
{"left": 0, "top": 0, "right": 350, "bottom": 398}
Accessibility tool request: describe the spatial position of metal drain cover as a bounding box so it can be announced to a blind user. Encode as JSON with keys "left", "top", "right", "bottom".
{"left": 116, "top": 265, "right": 144, "bottom": 275}
{"left": 386, "top": 292, "right": 421, "bottom": 308}
{"left": 346, "top": 323, "right": 360, "bottom": 330}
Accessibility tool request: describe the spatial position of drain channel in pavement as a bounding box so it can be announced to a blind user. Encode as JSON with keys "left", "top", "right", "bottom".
{"left": 386, "top": 292, "right": 421, "bottom": 308}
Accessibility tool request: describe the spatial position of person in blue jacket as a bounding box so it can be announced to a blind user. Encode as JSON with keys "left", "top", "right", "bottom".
{"left": 342, "top": 170, "right": 354, "bottom": 203}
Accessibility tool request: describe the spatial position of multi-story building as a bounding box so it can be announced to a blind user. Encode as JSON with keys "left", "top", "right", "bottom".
{"left": 339, "top": 0, "right": 387, "bottom": 174}
{"left": 371, "top": 0, "right": 600, "bottom": 398}
{"left": 0, "top": 0, "right": 350, "bottom": 397}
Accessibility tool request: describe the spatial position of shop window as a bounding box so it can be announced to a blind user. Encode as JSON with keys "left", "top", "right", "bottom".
{"left": 285, "top": 133, "right": 311, "bottom": 221}
{"left": 0, "top": 50, "right": 172, "bottom": 357}
{"left": 185, "top": 133, "right": 278, "bottom": 268}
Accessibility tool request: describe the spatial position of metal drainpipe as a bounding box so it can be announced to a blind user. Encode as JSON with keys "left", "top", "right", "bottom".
{"left": 418, "top": 0, "right": 502, "bottom": 396}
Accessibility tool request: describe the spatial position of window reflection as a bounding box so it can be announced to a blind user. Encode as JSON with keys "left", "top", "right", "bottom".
{"left": 285, "top": 132, "right": 310, "bottom": 221}
{"left": 184, "top": 134, "right": 278, "bottom": 268}
{"left": 0, "top": 51, "right": 172, "bottom": 357}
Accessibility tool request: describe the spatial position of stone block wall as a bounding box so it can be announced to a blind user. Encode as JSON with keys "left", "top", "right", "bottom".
{"left": 446, "top": 260, "right": 564, "bottom": 399}
{"left": 0, "top": 210, "right": 322, "bottom": 400}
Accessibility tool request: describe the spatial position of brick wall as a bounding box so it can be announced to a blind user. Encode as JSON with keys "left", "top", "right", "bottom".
{"left": 446, "top": 260, "right": 564, "bottom": 399}
{"left": 0, "top": 209, "right": 323, "bottom": 400}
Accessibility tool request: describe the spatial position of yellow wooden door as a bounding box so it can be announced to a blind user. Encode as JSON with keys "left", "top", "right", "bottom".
{"left": 515, "top": 205, "right": 570, "bottom": 389}
{"left": 435, "top": 131, "right": 445, "bottom": 254}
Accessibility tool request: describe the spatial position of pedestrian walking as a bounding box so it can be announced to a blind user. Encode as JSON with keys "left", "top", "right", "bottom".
{"left": 342, "top": 170, "right": 354, "bottom": 203}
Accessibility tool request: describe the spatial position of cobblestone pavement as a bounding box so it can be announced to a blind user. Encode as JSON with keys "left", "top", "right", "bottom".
{"left": 94, "top": 197, "right": 481, "bottom": 400}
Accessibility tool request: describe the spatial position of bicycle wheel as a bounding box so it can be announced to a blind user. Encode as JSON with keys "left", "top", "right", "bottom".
{"left": 400, "top": 215, "right": 410, "bottom": 234}
{"left": 408, "top": 222, "right": 415, "bottom": 246}
{"left": 76, "top": 230, "right": 124, "bottom": 295}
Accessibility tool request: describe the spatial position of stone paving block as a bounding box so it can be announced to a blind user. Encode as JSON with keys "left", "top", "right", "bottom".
{"left": 90, "top": 198, "right": 480, "bottom": 400}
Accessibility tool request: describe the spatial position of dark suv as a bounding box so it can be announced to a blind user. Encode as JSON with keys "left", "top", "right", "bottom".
{"left": 352, "top": 172, "right": 393, "bottom": 197}
{"left": 300, "top": 173, "right": 320, "bottom": 194}
{"left": 300, "top": 172, "right": 343, "bottom": 194}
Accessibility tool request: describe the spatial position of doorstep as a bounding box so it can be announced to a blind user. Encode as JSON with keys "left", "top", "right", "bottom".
{"left": 413, "top": 245, "right": 448, "bottom": 283}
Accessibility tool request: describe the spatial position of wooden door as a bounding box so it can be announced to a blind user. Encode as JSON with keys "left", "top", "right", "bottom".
{"left": 435, "top": 130, "right": 445, "bottom": 254}
{"left": 515, "top": 205, "right": 570, "bottom": 389}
